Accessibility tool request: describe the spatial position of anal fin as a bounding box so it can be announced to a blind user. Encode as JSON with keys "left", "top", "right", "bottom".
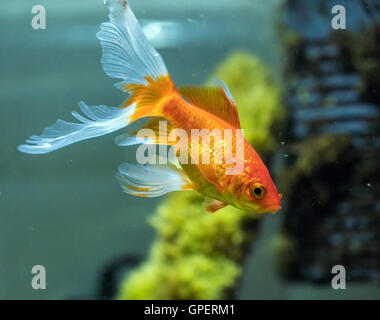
{"left": 117, "top": 155, "right": 193, "bottom": 197}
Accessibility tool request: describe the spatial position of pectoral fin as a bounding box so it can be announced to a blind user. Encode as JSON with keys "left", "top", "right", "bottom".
{"left": 203, "top": 197, "right": 227, "bottom": 214}
{"left": 195, "top": 163, "right": 223, "bottom": 192}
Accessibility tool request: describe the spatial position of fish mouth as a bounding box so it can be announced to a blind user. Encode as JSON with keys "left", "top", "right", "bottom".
{"left": 268, "top": 205, "right": 281, "bottom": 214}
{"left": 260, "top": 205, "right": 281, "bottom": 214}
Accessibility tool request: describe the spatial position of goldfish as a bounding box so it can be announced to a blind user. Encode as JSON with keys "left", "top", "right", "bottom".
{"left": 18, "top": 0, "right": 281, "bottom": 214}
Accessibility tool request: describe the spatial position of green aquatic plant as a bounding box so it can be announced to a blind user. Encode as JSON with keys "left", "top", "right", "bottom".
{"left": 118, "top": 51, "right": 284, "bottom": 300}
{"left": 119, "top": 192, "right": 252, "bottom": 299}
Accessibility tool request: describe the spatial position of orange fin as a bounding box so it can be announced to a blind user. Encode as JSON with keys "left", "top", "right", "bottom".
{"left": 195, "top": 163, "right": 223, "bottom": 191}
{"left": 203, "top": 197, "right": 227, "bottom": 214}
{"left": 179, "top": 79, "right": 241, "bottom": 128}
{"left": 122, "top": 74, "right": 177, "bottom": 122}
{"left": 143, "top": 117, "right": 175, "bottom": 145}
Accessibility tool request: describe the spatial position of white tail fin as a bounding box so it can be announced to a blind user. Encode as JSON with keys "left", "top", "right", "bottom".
{"left": 97, "top": 0, "right": 168, "bottom": 90}
{"left": 18, "top": 0, "right": 168, "bottom": 154}
{"left": 18, "top": 102, "right": 135, "bottom": 154}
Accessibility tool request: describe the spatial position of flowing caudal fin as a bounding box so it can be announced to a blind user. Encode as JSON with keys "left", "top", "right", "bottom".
{"left": 97, "top": 0, "right": 168, "bottom": 89}
{"left": 18, "top": 102, "right": 135, "bottom": 154}
{"left": 18, "top": 0, "right": 170, "bottom": 154}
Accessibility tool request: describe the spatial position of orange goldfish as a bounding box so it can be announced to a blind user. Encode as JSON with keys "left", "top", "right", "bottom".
{"left": 18, "top": 0, "right": 281, "bottom": 214}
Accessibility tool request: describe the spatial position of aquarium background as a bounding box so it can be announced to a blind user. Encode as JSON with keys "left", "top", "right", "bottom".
{"left": 0, "top": 0, "right": 379, "bottom": 299}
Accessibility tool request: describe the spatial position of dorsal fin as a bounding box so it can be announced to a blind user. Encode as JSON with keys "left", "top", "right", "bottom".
{"left": 179, "top": 80, "right": 241, "bottom": 128}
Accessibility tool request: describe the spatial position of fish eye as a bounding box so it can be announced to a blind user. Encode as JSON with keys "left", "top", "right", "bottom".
{"left": 250, "top": 183, "right": 266, "bottom": 199}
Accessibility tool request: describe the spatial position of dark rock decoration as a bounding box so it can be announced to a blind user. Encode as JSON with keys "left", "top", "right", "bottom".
{"left": 274, "top": 0, "right": 380, "bottom": 283}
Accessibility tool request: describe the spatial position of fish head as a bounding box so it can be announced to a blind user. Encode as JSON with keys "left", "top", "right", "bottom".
{"left": 235, "top": 164, "right": 282, "bottom": 214}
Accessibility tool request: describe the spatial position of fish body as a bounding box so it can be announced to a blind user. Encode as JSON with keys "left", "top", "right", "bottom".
{"left": 18, "top": 0, "right": 281, "bottom": 214}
